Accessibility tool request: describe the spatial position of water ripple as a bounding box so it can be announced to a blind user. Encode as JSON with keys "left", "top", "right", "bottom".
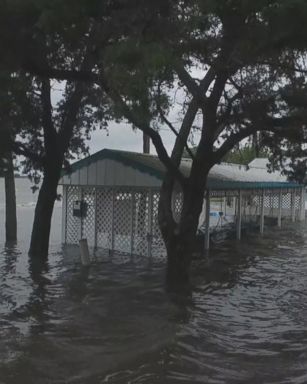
{"left": 0, "top": 222, "right": 307, "bottom": 383}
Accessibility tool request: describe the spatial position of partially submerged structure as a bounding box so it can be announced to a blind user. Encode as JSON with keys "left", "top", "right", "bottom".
{"left": 59, "top": 149, "right": 305, "bottom": 258}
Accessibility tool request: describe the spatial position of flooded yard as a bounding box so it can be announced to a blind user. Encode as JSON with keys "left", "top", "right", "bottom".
{"left": 0, "top": 179, "right": 307, "bottom": 383}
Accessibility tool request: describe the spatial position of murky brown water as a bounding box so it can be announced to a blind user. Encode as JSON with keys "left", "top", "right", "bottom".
{"left": 1, "top": 179, "right": 307, "bottom": 383}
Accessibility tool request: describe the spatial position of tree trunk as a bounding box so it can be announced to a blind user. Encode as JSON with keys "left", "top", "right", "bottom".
{"left": 143, "top": 133, "right": 150, "bottom": 154}
{"left": 252, "top": 132, "right": 260, "bottom": 157}
{"left": 4, "top": 151, "right": 17, "bottom": 242}
{"left": 159, "top": 170, "right": 209, "bottom": 286}
{"left": 28, "top": 168, "right": 60, "bottom": 258}
{"left": 164, "top": 234, "right": 192, "bottom": 287}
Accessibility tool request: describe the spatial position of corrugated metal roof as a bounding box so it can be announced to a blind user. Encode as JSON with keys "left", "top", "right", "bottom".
{"left": 248, "top": 158, "right": 269, "bottom": 169}
{"left": 62, "top": 149, "right": 301, "bottom": 190}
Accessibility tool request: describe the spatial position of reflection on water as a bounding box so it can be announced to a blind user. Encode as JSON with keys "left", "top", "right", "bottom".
{"left": 0, "top": 221, "right": 307, "bottom": 383}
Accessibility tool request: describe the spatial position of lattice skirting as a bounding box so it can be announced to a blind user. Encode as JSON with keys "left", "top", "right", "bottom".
{"left": 62, "top": 186, "right": 304, "bottom": 258}
{"left": 63, "top": 186, "right": 166, "bottom": 259}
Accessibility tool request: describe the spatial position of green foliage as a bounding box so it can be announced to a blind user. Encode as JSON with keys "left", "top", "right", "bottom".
{"left": 223, "top": 145, "right": 269, "bottom": 165}
{"left": 1, "top": 0, "right": 307, "bottom": 181}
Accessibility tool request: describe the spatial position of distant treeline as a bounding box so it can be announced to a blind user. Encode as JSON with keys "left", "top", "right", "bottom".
{"left": 184, "top": 145, "right": 268, "bottom": 166}
{"left": 223, "top": 146, "right": 269, "bottom": 166}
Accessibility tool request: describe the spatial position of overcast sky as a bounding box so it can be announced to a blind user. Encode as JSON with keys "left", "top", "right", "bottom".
{"left": 87, "top": 121, "right": 177, "bottom": 155}
{"left": 52, "top": 80, "right": 202, "bottom": 158}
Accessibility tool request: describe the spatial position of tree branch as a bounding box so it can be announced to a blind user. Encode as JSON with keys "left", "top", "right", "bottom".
{"left": 169, "top": 67, "right": 216, "bottom": 168}
{"left": 12, "top": 141, "right": 44, "bottom": 165}
{"left": 40, "top": 78, "right": 57, "bottom": 158}
{"left": 176, "top": 65, "right": 207, "bottom": 105}
{"left": 213, "top": 126, "right": 257, "bottom": 163}
{"left": 24, "top": 63, "right": 98, "bottom": 83}
{"left": 156, "top": 87, "right": 195, "bottom": 161}
{"left": 213, "top": 117, "right": 306, "bottom": 163}
{"left": 99, "top": 72, "right": 187, "bottom": 186}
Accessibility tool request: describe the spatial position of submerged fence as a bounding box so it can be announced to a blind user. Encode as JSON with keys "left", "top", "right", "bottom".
{"left": 62, "top": 185, "right": 305, "bottom": 257}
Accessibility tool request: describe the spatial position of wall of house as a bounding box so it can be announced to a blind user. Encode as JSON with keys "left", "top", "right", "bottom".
{"left": 60, "top": 159, "right": 162, "bottom": 188}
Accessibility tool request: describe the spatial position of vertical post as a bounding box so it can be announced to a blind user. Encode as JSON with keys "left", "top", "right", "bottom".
{"left": 260, "top": 190, "right": 265, "bottom": 234}
{"left": 94, "top": 188, "right": 98, "bottom": 247}
{"left": 111, "top": 188, "right": 115, "bottom": 253}
{"left": 61, "top": 185, "right": 67, "bottom": 243}
{"left": 278, "top": 190, "right": 282, "bottom": 228}
{"left": 130, "top": 191, "right": 135, "bottom": 255}
{"left": 204, "top": 191, "right": 210, "bottom": 251}
{"left": 299, "top": 187, "right": 305, "bottom": 221}
{"left": 79, "top": 238, "right": 91, "bottom": 266}
{"left": 236, "top": 190, "right": 242, "bottom": 240}
{"left": 79, "top": 187, "right": 83, "bottom": 240}
{"left": 4, "top": 150, "right": 17, "bottom": 242}
{"left": 148, "top": 189, "right": 153, "bottom": 258}
{"left": 291, "top": 190, "right": 296, "bottom": 222}
{"left": 270, "top": 193, "right": 273, "bottom": 216}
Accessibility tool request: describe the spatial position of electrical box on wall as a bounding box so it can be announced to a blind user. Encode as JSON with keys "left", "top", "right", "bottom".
{"left": 73, "top": 200, "right": 88, "bottom": 218}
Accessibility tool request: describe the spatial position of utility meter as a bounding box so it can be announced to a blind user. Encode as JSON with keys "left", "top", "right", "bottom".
{"left": 73, "top": 200, "right": 87, "bottom": 218}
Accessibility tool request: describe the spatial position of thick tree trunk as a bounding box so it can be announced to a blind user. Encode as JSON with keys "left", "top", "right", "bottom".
{"left": 29, "top": 167, "right": 61, "bottom": 258}
{"left": 4, "top": 151, "right": 17, "bottom": 242}
{"left": 159, "top": 170, "right": 209, "bottom": 286}
{"left": 164, "top": 234, "right": 192, "bottom": 286}
{"left": 143, "top": 133, "right": 150, "bottom": 154}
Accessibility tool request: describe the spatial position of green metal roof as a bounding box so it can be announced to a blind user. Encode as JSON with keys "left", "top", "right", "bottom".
{"left": 62, "top": 148, "right": 302, "bottom": 190}
{"left": 65, "top": 148, "right": 165, "bottom": 180}
{"left": 208, "top": 180, "right": 300, "bottom": 190}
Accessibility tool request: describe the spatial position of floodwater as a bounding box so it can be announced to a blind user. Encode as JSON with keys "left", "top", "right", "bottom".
{"left": 1, "top": 178, "right": 307, "bottom": 384}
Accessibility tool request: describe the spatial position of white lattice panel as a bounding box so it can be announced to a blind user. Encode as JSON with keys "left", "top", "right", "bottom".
{"left": 264, "top": 193, "right": 272, "bottom": 216}
{"left": 172, "top": 191, "right": 183, "bottom": 223}
{"left": 132, "top": 191, "right": 150, "bottom": 256}
{"left": 96, "top": 189, "right": 113, "bottom": 249}
{"left": 66, "top": 186, "right": 81, "bottom": 244}
{"left": 293, "top": 190, "right": 300, "bottom": 220}
{"left": 283, "top": 192, "right": 291, "bottom": 210}
{"left": 295, "top": 190, "right": 300, "bottom": 210}
{"left": 151, "top": 192, "right": 167, "bottom": 260}
{"left": 113, "top": 189, "right": 133, "bottom": 254}
{"left": 81, "top": 187, "right": 96, "bottom": 246}
{"left": 64, "top": 184, "right": 302, "bottom": 259}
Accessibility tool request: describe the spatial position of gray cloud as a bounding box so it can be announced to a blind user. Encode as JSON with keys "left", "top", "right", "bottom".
{"left": 87, "top": 121, "right": 176, "bottom": 155}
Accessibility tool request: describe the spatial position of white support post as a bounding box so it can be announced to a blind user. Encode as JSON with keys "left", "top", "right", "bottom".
{"left": 130, "top": 191, "right": 135, "bottom": 255}
{"left": 204, "top": 191, "right": 210, "bottom": 251}
{"left": 79, "top": 238, "right": 91, "bottom": 266}
{"left": 299, "top": 187, "right": 306, "bottom": 221}
{"left": 148, "top": 190, "right": 153, "bottom": 258}
{"left": 291, "top": 190, "right": 296, "bottom": 222}
{"left": 111, "top": 188, "right": 115, "bottom": 253}
{"left": 94, "top": 188, "right": 98, "bottom": 248}
{"left": 278, "top": 190, "right": 282, "bottom": 228}
{"left": 79, "top": 187, "right": 83, "bottom": 240}
{"left": 61, "top": 185, "right": 67, "bottom": 244}
{"left": 236, "top": 190, "right": 242, "bottom": 240}
{"left": 249, "top": 194, "right": 252, "bottom": 222}
{"left": 260, "top": 190, "right": 265, "bottom": 234}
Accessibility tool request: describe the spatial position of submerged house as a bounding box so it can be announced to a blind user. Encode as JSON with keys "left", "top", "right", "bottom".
{"left": 59, "top": 149, "right": 305, "bottom": 258}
